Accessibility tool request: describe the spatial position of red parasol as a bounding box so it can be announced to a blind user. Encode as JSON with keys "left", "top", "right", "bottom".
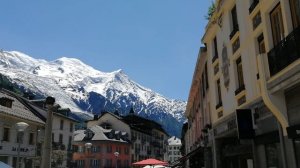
{"left": 132, "top": 158, "right": 168, "bottom": 166}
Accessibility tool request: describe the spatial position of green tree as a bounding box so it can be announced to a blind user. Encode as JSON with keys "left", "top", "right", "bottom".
{"left": 205, "top": 1, "right": 216, "bottom": 20}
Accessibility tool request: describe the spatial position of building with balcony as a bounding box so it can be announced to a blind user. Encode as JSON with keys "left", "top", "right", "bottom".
{"left": 0, "top": 89, "right": 45, "bottom": 168}
{"left": 87, "top": 109, "right": 169, "bottom": 163}
{"left": 181, "top": 47, "right": 212, "bottom": 168}
{"left": 167, "top": 136, "right": 182, "bottom": 163}
{"left": 72, "top": 125, "right": 131, "bottom": 168}
{"left": 197, "top": 0, "right": 300, "bottom": 167}
{"left": 26, "top": 100, "right": 78, "bottom": 168}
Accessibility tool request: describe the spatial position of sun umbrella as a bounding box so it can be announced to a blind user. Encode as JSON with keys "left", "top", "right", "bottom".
{"left": 133, "top": 158, "right": 168, "bottom": 166}
{"left": 0, "top": 161, "right": 12, "bottom": 168}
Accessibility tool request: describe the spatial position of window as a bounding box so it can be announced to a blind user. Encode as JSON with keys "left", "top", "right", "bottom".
{"left": 107, "top": 145, "right": 112, "bottom": 153}
{"left": 116, "top": 146, "right": 121, "bottom": 154}
{"left": 60, "top": 120, "right": 64, "bottom": 130}
{"left": 59, "top": 134, "right": 63, "bottom": 144}
{"left": 77, "top": 160, "right": 85, "bottom": 167}
{"left": 105, "top": 159, "right": 112, "bottom": 167}
{"left": 92, "top": 146, "right": 97, "bottom": 153}
{"left": 70, "top": 123, "right": 73, "bottom": 132}
{"left": 216, "top": 79, "right": 222, "bottom": 108}
{"left": 205, "top": 63, "right": 209, "bottom": 89}
{"left": 257, "top": 34, "right": 266, "bottom": 54}
{"left": 289, "top": 0, "right": 300, "bottom": 28}
{"left": 0, "top": 98, "right": 13, "bottom": 108}
{"left": 90, "top": 159, "right": 100, "bottom": 167}
{"left": 29, "top": 133, "right": 35, "bottom": 145}
{"left": 270, "top": 3, "right": 285, "bottom": 46}
{"left": 236, "top": 57, "right": 245, "bottom": 93}
{"left": 78, "top": 146, "right": 83, "bottom": 153}
{"left": 230, "top": 5, "right": 239, "bottom": 39}
{"left": 213, "top": 37, "right": 218, "bottom": 59}
{"left": 68, "top": 136, "right": 72, "bottom": 150}
{"left": 3, "top": 127, "right": 10, "bottom": 142}
{"left": 124, "top": 147, "right": 129, "bottom": 155}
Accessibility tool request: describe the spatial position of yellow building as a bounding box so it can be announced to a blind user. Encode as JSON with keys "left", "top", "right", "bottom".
{"left": 186, "top": 0, "right": 300, "bottom": 167}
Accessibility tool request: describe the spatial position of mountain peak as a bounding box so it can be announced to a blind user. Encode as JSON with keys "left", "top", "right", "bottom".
{"left": 0, "top": 50, "right": 186, "bottom": 136}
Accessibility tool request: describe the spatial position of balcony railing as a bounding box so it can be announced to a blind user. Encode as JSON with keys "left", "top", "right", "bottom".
{"left": 268, "top": 26, "right": 300, "bottom": 76}
{"left": 249, "top": 0, "right": 259, "bottom": 14}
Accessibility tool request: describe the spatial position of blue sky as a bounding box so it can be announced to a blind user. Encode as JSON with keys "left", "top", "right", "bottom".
{"left": 0, "top": 0, "right": 211, "bottom": 101}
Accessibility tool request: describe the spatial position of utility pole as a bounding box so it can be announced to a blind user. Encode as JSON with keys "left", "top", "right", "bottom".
{"left": 41, "top": 96, "right": 58, "bottom": 168}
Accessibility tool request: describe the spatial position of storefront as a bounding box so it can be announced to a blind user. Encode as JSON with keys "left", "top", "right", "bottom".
{"left": 285, "top": 84, "right": 300, "bottom": 167}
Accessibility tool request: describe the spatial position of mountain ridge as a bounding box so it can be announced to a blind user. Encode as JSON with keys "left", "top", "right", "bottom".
{"left": 0, "top": 50, "right": 186, "bottom": 136}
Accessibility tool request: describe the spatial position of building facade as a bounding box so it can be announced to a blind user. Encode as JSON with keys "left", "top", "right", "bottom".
{"left": 0, "top": 90, "right": 45, "bottom": 168}
{"left": 167, "top": 136, "right": 182, "bottom": 163}
{"left": 88, "top": 110, "right": 169, "bottom": 163}
{"left": 73, "top": 125, "right": 131, "bottom": 168}
{"left": 186, "top": 0, "right": 300, "bottom": 168}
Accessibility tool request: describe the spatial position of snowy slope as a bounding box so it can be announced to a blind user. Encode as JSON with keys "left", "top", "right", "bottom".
{"left": 0, "top": 50, "right": 186, "bottom": 136}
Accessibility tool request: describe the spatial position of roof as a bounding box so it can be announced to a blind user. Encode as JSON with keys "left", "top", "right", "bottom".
{"left": 0, "top": 90, "right": 45, "bottom": 125}
{"left": 73, "top": 125, "right": 130, "bottom": 143}
{"left": 168, "top": 136, "right": 182, "bottom": 146}
{"left": 91, "top": 112, "right": 168, "bottom": 136}
{"left": 122, "top": 114, "right": 168, "bottom": 136}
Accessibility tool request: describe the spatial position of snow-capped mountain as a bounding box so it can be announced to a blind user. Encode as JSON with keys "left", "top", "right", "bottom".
{"left": 0, "top": 50, "right": 186, "bottom": 136}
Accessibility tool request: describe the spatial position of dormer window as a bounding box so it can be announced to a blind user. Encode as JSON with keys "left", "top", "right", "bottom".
{"left": 0, "top": 97, "right": 13, "bottom": 108}
{"left": 100, "top": 122, "right": 112, "bottom": 129}
{"left": 85, "top": 129, "right": 94, "bottom": 140}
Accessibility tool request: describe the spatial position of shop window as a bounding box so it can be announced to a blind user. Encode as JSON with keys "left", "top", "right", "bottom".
{"left": 270, "top": 3, "right": 285, "bottom": 46}
{"left": 289, "top": 0, "right": 300, "bottom": 28}
{"left": 265, "top": 143, "right": 282, "bottom": 168}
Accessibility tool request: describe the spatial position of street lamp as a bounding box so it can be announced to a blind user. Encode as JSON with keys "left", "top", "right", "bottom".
{"left": 85, "top": 142, "right": 92, "bottom": 153}
{"left": 85, "top": 142, "right": 92, "bottom": 168}
{"left": 16, "top": 122, "right": 29, "bottom": 168}
{"left": 114, "top": 151, "right": 119, "bottom": 168}
{"left": 41, "top": 96, "right": 59, "bottom": 168}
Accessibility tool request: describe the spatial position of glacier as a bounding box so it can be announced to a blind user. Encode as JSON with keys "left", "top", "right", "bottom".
{"left": 0, "top": 50, "right": 186, "bottom": 136}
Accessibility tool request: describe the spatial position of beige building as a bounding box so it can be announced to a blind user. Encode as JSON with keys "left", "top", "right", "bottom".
{"left": 0, "top": 89, "right": 45, "bottom": 168}
{"left": 185, "top": 0, "right": 300, "bottom": 167}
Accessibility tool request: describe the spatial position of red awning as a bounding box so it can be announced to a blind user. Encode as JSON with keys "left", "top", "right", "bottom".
{"left": 132, "top": 158, "right": 168, "bottom": 166}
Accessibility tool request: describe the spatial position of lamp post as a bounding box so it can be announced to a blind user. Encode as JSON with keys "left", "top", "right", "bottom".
{"left": 41, "top": 96, "right": 59, "bottom": 168}
{"left": 85, "top": 142, "right": 92, "bottom": 153}
{"left": 16, "top": 122, "right": 29, "bottom": 168}
{"left": 114, "top": 151, "right": 119, "bottom": 168}
{"left": 85, "top": 142, "right": 92, "bottom": 168}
